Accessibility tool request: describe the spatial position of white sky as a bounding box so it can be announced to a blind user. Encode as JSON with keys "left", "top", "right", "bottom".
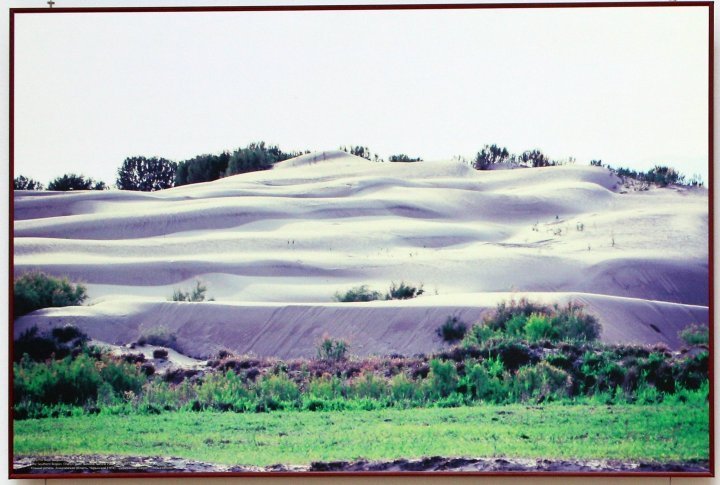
{"left": 12, "top": 5, "right": 710, "bottom": 186}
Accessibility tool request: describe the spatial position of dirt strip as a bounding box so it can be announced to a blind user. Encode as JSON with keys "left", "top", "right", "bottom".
{"left": 13, "top": 454, "right": 710, "bottom": 474}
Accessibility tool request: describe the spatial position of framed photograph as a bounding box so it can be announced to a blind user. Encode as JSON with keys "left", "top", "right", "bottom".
{"left": 8, "top": 1, "right": 713, "bottom": 478}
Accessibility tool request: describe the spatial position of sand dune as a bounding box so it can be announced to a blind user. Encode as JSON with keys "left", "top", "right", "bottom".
{"left": 13, "top": 151, "right": 709, "bottom": 357}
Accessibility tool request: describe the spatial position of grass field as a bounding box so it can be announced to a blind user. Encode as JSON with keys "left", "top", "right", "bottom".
{"left": 14, "top": 403, "right": 709, "bottom": 466}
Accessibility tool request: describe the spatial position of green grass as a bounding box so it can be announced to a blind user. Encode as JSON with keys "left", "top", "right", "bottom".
{"left": 14, "top": 403, "right": 709, "bottom": 466}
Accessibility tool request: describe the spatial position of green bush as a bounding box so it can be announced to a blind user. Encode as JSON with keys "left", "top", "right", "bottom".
{"left": 437, "top": 316, "right": 467, "bottom": 343}
{"left": 674, "top": 351, "right": 709, "bottom": 390}
{"left": 258, "top": 374, "right": 300, "bottom": 403}
{"left": 467, "top": 299, "right": 600, "bottom": 344}
{"left": 13, "top": 350, "right": 146, "bottom": 413}
{"left": 462, "top": 323, "right": 500, "bottom": 347}
{"left": 307, "top": 375, "right": 346, "bottom": 400}
{"left": 388, "top": 154, "right": 422, "bottom": 163}
{"left": 14, "top": 272, "right": 87, "bottom": 317}
{"left": 351, "top": 372, "right": 388, "bottom": 400}
{"left": 195, "top": 371, "right": 251, "bottom": 412}
{"left": 679, "top": 324, "right": 709, "bottom": 346}
{"left": 462, "top": 358, "right": 507, "bottom": 403}
{"left": 512, "top": 362, "right": 571, "bottom": 402}
{"left": 334, "top": 285, "right": 382, "bottom": 302}
{"left": 335, "top": 281, "right": 425, "bottom": 302}
{"left": 524, "top": 314, "right": 553, "bottom": 342}
{"left": 550, "top": 302, "right": 601, "bottom": 342}
{"left": 317, "top": 337, "right": 348, "bottom": 361}
{"left": 390, "top": 373, "right": 420, "bottom": 402}
{"left": 485, "top": 298, "right": 547, "bottom": 333}
{"left": 386, "top": 281, "right": 424, "bottom": 300}
{"left": 171, "top": 280, "right": 209, "bottom": 302}
{"left": 426, "top": 359, "right": 458, "bottom": 398}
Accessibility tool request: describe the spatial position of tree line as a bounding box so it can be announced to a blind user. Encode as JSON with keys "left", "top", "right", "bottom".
{"left": 13, "top": 141, "right": 699, "bottom": 192}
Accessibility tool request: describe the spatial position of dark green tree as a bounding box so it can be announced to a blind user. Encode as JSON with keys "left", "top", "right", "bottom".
{"left": 388, "top": 154, "right": 423, "bottom": 163}
{"left": 226, "top": 142, "right": 300, "bottom": 176}
{"left": 116, "top": 156, "right": 177, "bottom": 191}
{"left": 14, "top": 176, "right": 44, "bottom": 190}
{"left": 519, "top": 149, "right": 555, "bottom": 168}
{"left": 176, "top": 152, "right": 231, "bottom": 186}
{"left": 473, "top": 144, "right": 510, "bottom": 170}
{"left": 48, "top": 174, "right": 105, "bottom": 191}
{"left": 647, "top": 165, "right": 683, "bottom": 187}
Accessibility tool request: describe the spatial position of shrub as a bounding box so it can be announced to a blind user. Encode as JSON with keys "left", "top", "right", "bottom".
{"left": 426, "top": 359, "right": 458, "bottom": 398}
{"left": 390, "top": 373, "right": 420, "bottom": 402}
{"left": 518, "top": 149, "right": 556, "bottom": 168}
{"left": 646, "top": 165, "right": 682, "bottom": 187}
{"left": 258, "top": 374, "right": 300, "bottom": 403}
{"left": 385, "top": 281, "right": 424, "bottom": 300}
{"left": 479, "top": 299, "right": 600, "bottom": 343}
{"left": 505, "top": 314, "right": 528, "bottom": 337}
{"left": 674, "top": 351, "right": 709, "bottom": 390}
{"left": 14, "top": 175, "right": 44, "bottom": 190}
{"left": 512, "top": 362, "right": 571, "bottom": 402}
{"left": 14, "top": 272, "right": 87, "bottom": 317}
{"left": 437, "top": 316, "right": 467, "bottom": 343}
{"left": 485, "top": 298, "right": 548, "bottom": 333}
{"left": 462, "top": 323, "right": 500, "bottom": 347}
{"left": 351, "top": 372, "right": 388, "bottom": 400}
{"left": 334, "top": 285, "right": 382, "bottom": 302}
{"left": 524, "top": 314, "right": 553, "bottom": 342}
{"left": 340, "top": 145, "right": 382, "bottom": 161}
{"left": 317, "top": 337, "right": 348, "bottom": 361}
{"left": 195, "top": 371, "right": 251, "bottom": 412}
{"left": 388, "top": 154, "right": 422, "bottom": 163}
{"left": 137, "top": 326, "right": 178, "bottom": 350}
{"left": 550, "top": 302, "right": 601, "bottom": 342}
{"left": 171, "top": 280, "right": 209, "bottom": 302}
{"left": 462, "top": 358, "right": 507, "bottom": 403}
{"left": 13, "top": 350, "right": 146, "bottom": 410}
{"left": 153, "top": 349, "right": 169, "bottom": 359}
{"left": 608, "top": 164, "right": 691, "bottom": 188}
{"left": 51, "top": 324, "right": 86, "bottom": 343}
{"left": 138, "top": 380, "right": 196, "bottom": 412}
{"left": 13, "top": 327, "right": 62, "bottom": 362}
{"left": 679, "top": 324, "right": 709, "bottom": 346}
{"left": 481, "top": 339, "right": 535, "bottom": 371}
{"left": 307, "top": 375, "right": 346, "bottom": 400}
